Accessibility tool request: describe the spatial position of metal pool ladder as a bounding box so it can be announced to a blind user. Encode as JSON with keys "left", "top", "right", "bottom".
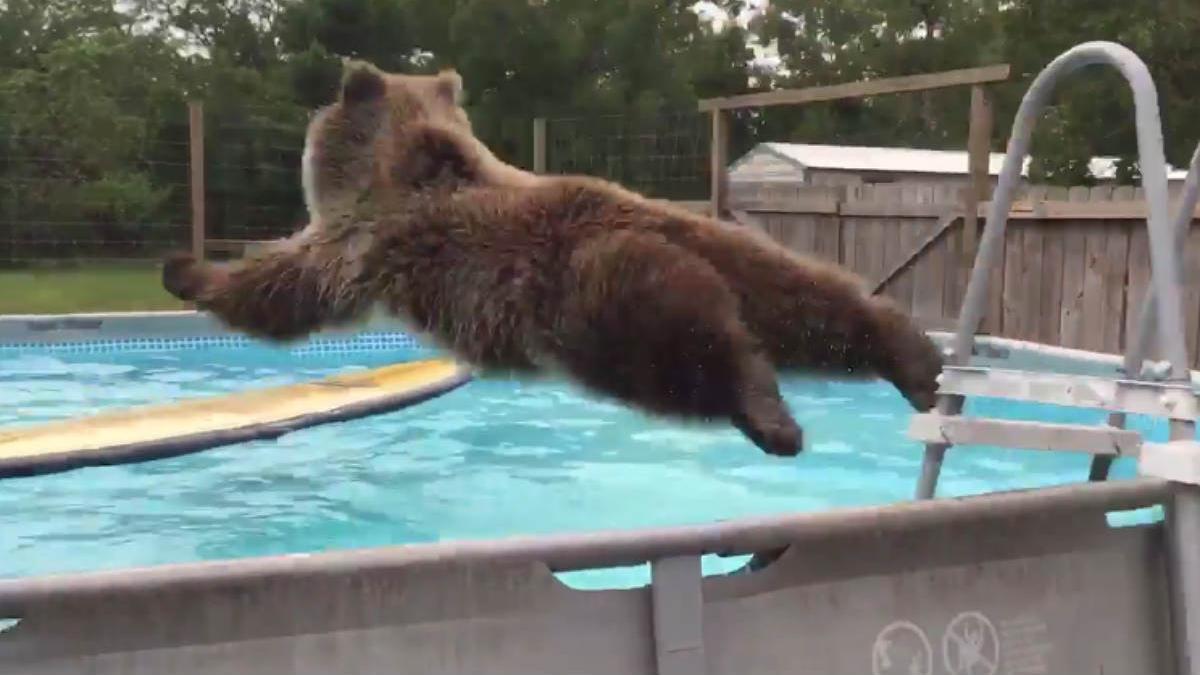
{"left": 908, "top": 40, "right": 1200, "bottom": 673}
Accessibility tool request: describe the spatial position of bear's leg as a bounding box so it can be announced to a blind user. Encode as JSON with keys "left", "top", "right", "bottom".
{"left": 557, "top": 231, "right": 802, "bottom": 457}
{"left": 728, "top": 347, "right": 805, "bottom": 457}
{"left": 858, "top": 294, "right": 945, "bottom": 412}
{"left": 161, "top": 233, "right": 378, "bottom": 342}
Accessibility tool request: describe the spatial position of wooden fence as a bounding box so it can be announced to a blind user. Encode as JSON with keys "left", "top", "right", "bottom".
{"left": 728, "top": 182, "right": 1200, "bottom": 366}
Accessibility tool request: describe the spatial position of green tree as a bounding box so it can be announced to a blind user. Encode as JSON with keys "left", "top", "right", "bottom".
{"left": 0, "top": 22, "right": 189, "bottom": 259}
{"left": 272, "top": 0, "right": 757, "bottom": 196}
{"left": 750, "top": 0, "right": 1200, "bottom": 185}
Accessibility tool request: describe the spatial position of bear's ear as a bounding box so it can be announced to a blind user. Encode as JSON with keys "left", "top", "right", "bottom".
{"left": 340, "top": 59, "right": 386, "bottom": 105}
{"left": 434, "top": 69, "right": 464, "bottom": 105}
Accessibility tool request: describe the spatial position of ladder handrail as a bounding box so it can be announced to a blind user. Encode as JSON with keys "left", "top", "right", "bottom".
{"left": 1124, "top": 142, "right": 1200, "bottom": 378}
{"left": 950, "top": 41, "right": 1189, "bottom": 382}
{"left": 917, "top": 42, "right": 1200, "bottom": 500}
{"left": 1093, "top": 142, "right": 1200, "bottom": 481}
{"left": 916, "top": 41, "right": 1199, "bottom": 501}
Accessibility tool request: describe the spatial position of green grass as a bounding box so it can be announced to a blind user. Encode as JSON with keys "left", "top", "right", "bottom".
{"left": 0, "top": 264, "right": 187, "bottom": 315}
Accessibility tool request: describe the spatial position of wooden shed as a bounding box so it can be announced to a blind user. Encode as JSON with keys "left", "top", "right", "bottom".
{"left": 727, "top": 142, "right": 1188, "bottom": 196}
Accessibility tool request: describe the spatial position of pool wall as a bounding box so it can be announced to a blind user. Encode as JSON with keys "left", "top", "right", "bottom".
{"left": 0, "top": 477, "right": 1176, "bottom": 675}
{"left": 2, "top": 310, "right": 1195, "bottom": 385}
{"left": 0, "top": 310, "right": 429, "bottom": 356}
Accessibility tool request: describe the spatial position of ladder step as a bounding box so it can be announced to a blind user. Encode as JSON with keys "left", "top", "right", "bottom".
{"left": 936, "top": 366, "right": 1197, "bottom": 420}
{"left": 909, "top": 413, "right": 1143, "bottom": 456}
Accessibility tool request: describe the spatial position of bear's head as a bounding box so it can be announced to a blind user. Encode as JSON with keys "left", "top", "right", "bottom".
{"left": 301, "top": 60, "right": 535, "bottom": 227}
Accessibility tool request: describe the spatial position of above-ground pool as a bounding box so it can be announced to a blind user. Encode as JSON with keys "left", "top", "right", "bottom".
{"left": 0, "top": 329, "right": 1158, "bottom": 589}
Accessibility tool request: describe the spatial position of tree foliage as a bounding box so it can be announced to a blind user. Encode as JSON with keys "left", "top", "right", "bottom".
{"left": 1, "top": 0, "right": 1199, "bottom": 261}
{"left": 756, "top": 0, "right": 1200, "bottom": 182}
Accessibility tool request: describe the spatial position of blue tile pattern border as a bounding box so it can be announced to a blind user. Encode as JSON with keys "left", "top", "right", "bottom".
{"left": 0, "top": 331, "right": 434, "bottom": 357}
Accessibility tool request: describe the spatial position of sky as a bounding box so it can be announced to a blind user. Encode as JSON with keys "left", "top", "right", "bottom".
{"left": 126, "top": 0, "right": 785, "bottom": 75}
{"left": 692, "top": 0, "right": 782, "bottom": 72}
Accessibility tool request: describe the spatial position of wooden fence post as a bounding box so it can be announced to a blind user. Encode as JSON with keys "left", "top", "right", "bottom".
{"left": 963, "top": 84, "right": 994, "bottom": 261}
{"left": 188, "top": 101, "right": 206, "bottom": 262}
{"left": 709, "top": 110, "right": 728, "bottom": 219}
{"left": 532, "top": 117, "right": 547, "bottom": 174}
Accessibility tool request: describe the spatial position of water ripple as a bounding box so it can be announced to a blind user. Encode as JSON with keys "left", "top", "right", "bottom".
{"left": 0, "top": 345, "right": 1157, "bottom": 584}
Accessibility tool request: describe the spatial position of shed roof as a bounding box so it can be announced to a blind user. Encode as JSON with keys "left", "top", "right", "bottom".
{"left": 732, "top": 142, "right": 1188, "bottom": 181}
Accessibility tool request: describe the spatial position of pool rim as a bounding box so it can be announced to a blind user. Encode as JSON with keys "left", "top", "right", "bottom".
{"left": 1, "top": 309, "right": 1194, "bottom": 384}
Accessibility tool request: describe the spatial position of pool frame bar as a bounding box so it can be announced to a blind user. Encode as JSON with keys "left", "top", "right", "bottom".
{"left": 3, "top": 40, "right": 1200, "bottom": 674}
{"left": 0, "top": 478, "right": 1180, "bottom": 674}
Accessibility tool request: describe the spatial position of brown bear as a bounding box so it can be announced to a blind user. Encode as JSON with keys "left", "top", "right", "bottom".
{"left": 162, "top": 61, "right": 945, "bottom": 458}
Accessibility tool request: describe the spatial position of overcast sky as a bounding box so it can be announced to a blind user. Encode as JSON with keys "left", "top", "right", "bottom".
{"left": 127, "top": 0, "right": 784, "bottom": 75}
{"left": 692, "top": 0, "right": 781, "bottom": 72}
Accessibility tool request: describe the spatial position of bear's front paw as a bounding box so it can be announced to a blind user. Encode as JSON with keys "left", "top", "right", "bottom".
{"left": 162, "top": 252, "right": 205, "bottom": 301}
{"left": 758, "top": 419, "right": 803, "bottom": 457}
{"left": 903, "top": 382, "right": 939, "bottom": 412}
{"left": 733, "top": 405, "right": 804, "bottom": 457}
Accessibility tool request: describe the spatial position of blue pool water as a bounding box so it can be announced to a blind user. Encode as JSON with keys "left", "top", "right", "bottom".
{"left": 0, "top": 342, "right": 1157, "bottom": 588}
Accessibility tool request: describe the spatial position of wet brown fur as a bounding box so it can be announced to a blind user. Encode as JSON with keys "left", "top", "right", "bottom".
{"left": 162, "top": 61, "right": 944, "bottom": 458}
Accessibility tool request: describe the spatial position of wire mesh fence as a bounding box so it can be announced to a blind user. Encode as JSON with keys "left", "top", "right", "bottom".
{"left": 544, "top": 110, "right": 711, "bottom": 201}
{"left": 0, "top": 102, "right": 194, "bottom": 265}
{"left": 0, "top": 100, "right": 330, "bottom": 267}
{"left": 0, "top": 102, "right": 720, "bottom": 269}
{"left": 203, "top": 106, "right": 310, "bottom": 246}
